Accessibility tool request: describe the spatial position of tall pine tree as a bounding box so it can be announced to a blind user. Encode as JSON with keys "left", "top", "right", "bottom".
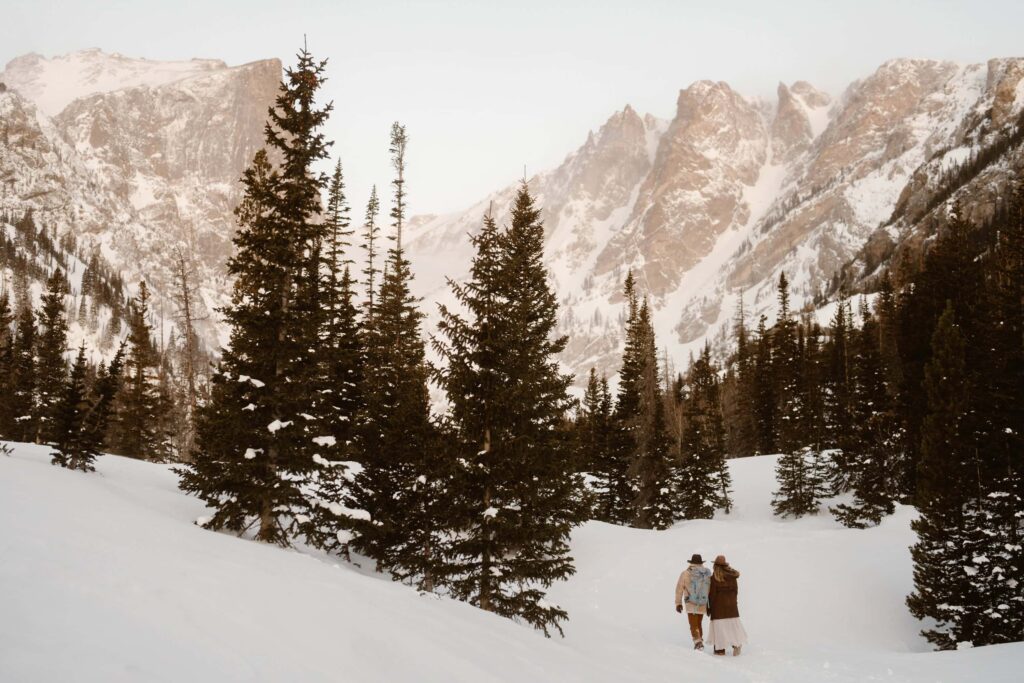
{"left": 108, "top": 281, "right": 165, "bottom": 459}
{"left": 180, "top": 47, "right": 335, "bottom": 545}
{"left": 346, "top": 123, "right": 441, "bottom": 587}
{"left": 616, "top": 282, "right": 676, "bottom": 529}
{"left": 307, "top": 159, "right": 364, "bottom": 551}
{"left": 436, "top": 183, "right": 585, "bottom": 636}
{"left": 575, "top": 368, "right": 617, "bottom": 521}
{"left": 907, "top": 303, "right": 982, "bottom": 649}
{"left": 679, "top": 344, "right": 733, "bottom": 518}
{"left": 35, "top": 270, "right": 70, "bottom": 444}
{"left": 8, "top": 305, "right": 37, "bottom": 442}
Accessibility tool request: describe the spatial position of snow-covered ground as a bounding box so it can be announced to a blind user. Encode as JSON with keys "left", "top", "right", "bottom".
{"left": 1, "top": 442, "right": 1020, "bottom": 682}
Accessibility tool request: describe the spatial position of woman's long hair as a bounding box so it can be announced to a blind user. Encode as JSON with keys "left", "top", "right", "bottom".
{"left": 713, "top": 563, "right": 738, "bottom": 583}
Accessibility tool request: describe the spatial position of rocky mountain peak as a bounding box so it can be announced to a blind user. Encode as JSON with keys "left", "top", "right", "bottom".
{"left": 772, "top": 82, "right": 813, "bottom": 163}
{"left": 0, "top": 49, "right": 231, "bottom": 117}
{"left": 790, "top": 81, "right": 830, "bottom": 108}
{"left": 588, "top": 78, "right": 767, "bottom": 296}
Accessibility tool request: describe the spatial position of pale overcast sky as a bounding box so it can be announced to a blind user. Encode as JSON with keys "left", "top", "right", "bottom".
{"left": 2, "top": 0, "right": 1021, "bottom": 215}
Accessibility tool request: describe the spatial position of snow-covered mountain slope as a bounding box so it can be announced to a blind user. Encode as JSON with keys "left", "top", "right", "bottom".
{"left": 1, "top": 215, "right": 128, "bottom": 360}
{"left": 0, "top": 50, "right": 280, "bottom": 349}
{"left": 408, "top": 58, "right": 1024, "bottom": 381}
{"left": 3, "top": 441, "right": 1021, "bottom": 682}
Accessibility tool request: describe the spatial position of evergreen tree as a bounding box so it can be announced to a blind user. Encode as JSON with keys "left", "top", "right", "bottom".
{"left": 362, "top": 185, "right": 381, "bottom": 321}
{"left": 86, "top": 343, "right": 127, "bottom": 460}
{"left": 179, "top": 47, "right": 335, "bottom": 546}
{"left": 50, "top": 346, "right": 93, "bottom": 471}
{"left": 831, "top": 303, "right": 900, "bottom": 527}
{"left": 876, "top": 273, "right": 903, "bottom": 400}
{"left": 725, "top": 296, "right": 758, "bottom": 456}
{"left": 626, "top": 299, "right": 676, "bottom": 529}
{"left": 894, "top": 210, "right": 984, "bottom": 505}
{"left": 50, "top": 342, "right": 125, "bottom": 472}
{"left": 961, "top": 475, "right": 1024, "bottom": 645}
{"left": 907, "top": 303, "right": 982, "bottom": 649}
{"left": 613, "top": 279, "right": 676, "bottom": 529}
{"left": 679, "top": 344, "right": 733, "bottom": 518}
{"left": 308, "top": 159, "right": 364, "bottom": 551}
{"left": 824, "top": 296, "right": 856, "bottom": 493}
{"left": 969, "top": 182, "right": 1024, "bottom": 645}
{"left": 346, "top": 123, "right": 441, "bottom": 586}
{"left": 109, "top": 281, "right": 165, "bottom": 459}
{"left": 773, "top": 320, "right": 829, "bottom": 518}
{"left": 35, "top": 270, "right": 70, "bottom": 444}
{"left": 601, "top": 272, "right": 643, "bottom": 524}
{"left": 752, "top": 315, "right": 775, "bottom": 454}
{"left": 576, "top": 368, "right": 616, "bottom": 520}
{"left": 772, "top": 273, "right": 801, "bottom": 452}
{"left": 8, "top": 305, "right": 37, "bottom": 442}
{"left": 772, "top": 447, "right": 825, "bottom": 518}
{"left": 436, "top": 183, "right": 585, "bottom": 635}
{"left": 0, "top": 291, "right": 15, "bottom": 438}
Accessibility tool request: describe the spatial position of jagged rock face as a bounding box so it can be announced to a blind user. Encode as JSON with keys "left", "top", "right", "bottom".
{"left": 0, "top": 90, "right": 135, "bottom": 254}
{"left": 408, "top": 58, "right": 1024, "bottom": 384}
{"left": 1, "top": 91, "right": 84, "bottom": 209}
{"left": 55, "top": 60, "right": 280, "bottom": 330}
{"left": 542, "top": 105, "right": 653, "bottom": 273}
{"left": 771, "top": 81, "right": 828, "bottom": 163}
{"left": 726, "top": 59, "right": 1017, "bottom": 303}
{"left": 0, "top": 51, "right": 280, "bottom": 348}
{"left": 595, "top": 82, "right": 767, "bottom": 295}
{"left": 986, "top": 58, "right": 1024, "bottom": 128}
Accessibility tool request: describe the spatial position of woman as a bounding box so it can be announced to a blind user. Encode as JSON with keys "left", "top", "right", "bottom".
{"left": 707, "top": 554, "right": 748, "bottom": 656}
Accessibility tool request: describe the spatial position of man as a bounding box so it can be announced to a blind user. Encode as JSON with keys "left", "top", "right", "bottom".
{"left": 674, "top": 553, "right": 712, "bottom": 650}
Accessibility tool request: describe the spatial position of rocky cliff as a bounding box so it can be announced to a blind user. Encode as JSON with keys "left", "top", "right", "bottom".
{"left": 0, "top": 50, "right": 280, "bottom": 348}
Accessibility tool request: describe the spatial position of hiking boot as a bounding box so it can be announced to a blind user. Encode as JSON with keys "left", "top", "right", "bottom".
{"left": 732, "top": 646, "right": 742, "bottom": 657}
{"left": 714, "top": 649, "right": 726, "bottom": 656}
{"left": 693, "top": 641, "right": 703, "bottom": 651}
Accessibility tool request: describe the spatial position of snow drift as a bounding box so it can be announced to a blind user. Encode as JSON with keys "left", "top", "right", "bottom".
{"left": 1, "top": 442, "right": 1020, "bottom": 681}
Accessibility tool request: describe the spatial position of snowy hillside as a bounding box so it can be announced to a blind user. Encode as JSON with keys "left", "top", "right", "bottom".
{"left": 2, "top": 441, "right": 1020, "bottom": 682}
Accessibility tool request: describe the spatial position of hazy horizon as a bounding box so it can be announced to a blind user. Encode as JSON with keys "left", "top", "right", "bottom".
{"left": 3, "top": 0, "right": 1021, "bottom": 215}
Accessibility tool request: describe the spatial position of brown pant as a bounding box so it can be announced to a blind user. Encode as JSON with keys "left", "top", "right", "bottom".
{"left": 687, "top": 612, "right": 704, "bottom": 643}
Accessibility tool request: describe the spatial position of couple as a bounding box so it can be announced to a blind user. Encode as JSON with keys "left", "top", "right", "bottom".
{"left": 674, "top": 553, "right": 748, "bottom": 656}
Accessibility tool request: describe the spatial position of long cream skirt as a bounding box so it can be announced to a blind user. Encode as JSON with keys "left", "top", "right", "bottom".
{"left": 707, "top": 617, "right": 748, "bottom": 650}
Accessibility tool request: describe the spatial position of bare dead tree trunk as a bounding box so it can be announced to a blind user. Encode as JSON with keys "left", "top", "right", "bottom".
{"left": 171, "top": 248, "right": 206, "bottom": 461}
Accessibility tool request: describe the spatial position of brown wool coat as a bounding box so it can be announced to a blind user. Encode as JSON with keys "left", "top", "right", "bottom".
{"left": 708, "top": 568, "right": 741, "bottom": 620}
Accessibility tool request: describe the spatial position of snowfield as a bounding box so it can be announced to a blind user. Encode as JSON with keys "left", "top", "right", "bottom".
{"left": 1, "top": 442, "right": 1021, "bottom": 682}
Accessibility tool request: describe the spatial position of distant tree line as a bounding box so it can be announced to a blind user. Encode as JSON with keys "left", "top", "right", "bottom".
{"left": 0, "top": 209, "right": 213, "bottom": 466}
